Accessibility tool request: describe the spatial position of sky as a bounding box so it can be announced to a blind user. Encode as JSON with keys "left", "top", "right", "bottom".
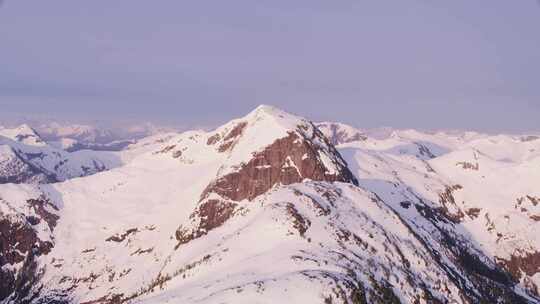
{"left": 1, "top": 1, "right": 539, "bottom": 132}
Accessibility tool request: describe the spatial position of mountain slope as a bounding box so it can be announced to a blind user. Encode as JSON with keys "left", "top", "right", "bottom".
{"left": 0, "top": 126, "right": 124, "bottom": 184}
{"left": 317, "top": 122, "right": 368, "bottom": 145}
{"left": 0, "top": 106, "right": 539, "bottom": 303}
{"left": 337, "top": 124, "right": 540, "bottom": 300}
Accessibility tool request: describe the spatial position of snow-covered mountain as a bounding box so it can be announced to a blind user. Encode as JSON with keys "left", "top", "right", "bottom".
{"left": 0, "top": 125, "right": 124, "bottom": 183}
{"left": 316, "top": 122, "right": 368, "bottom": 145}
{"left": 0, "top": 125, "right": 47, "bottom": 147}
{"left": 1, "top": 106, "right": 539, "bottom": 303}
{"left": 36, "top": 122, "right": 118, "bottom": 145}
{"left": 32, "top": 122, "right": 170, "bottom": 152}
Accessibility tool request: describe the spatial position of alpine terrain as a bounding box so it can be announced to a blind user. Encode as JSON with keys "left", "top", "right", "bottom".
{"left": 1, "top": 105, "right": 539, "bottom": 304}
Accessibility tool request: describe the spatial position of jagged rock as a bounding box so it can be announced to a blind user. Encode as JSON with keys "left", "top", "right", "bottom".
{"left": 202, "top": 131, "right": 357, "bottom": 202}
{"left": 497, "top": 252, "right": 540, "bottom": 283}
{"left": 175, "top": 199, "right": 238, "bottom": 247}
{"left": 177, "top": 108, "right": 357, "bottom": 247}
{"left": 0, "top": 197, "right": 58, "bottom": 302}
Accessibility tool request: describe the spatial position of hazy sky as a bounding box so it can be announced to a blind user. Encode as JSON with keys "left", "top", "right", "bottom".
{"left": 1, "top": 1, "right": 539, "bottom": 132}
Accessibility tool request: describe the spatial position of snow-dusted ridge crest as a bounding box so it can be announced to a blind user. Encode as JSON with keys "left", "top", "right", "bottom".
{"left": 0, "top": 125, "right": 124, "bottom": 184}
{"left": 0, "top": 105, "right": 539, "bottom": 304}
{"left": 203, "top": 104, "right": 357, "bottom": 182}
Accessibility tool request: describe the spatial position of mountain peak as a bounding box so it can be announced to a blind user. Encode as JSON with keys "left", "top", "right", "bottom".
{"left": 174, "top": 107, "right": 358, "bottom": 247}
{"left": 0, "top": 124, "right": 46, "bottom": 146}
{"left": 208, "top": 106, "right": 307, "bottom": 153}
{"left": 243, "top": 104, "right": 307, "bottom": 131}
{"left": 206, "top": 106, "right": 349, "bottom": 176}
{"left": 251, "top": 103, "right": 278, "bottom": 114}
{"left": 199, "top": 106, "right": 358, "bottom": 201}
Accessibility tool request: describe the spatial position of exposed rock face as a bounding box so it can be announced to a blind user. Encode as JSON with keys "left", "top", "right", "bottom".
{"left": 415, "top": 142, "right": 437, "bottom": 159}
{"left": 497, "top": 252, "right": 540, "bottom": 288}
{"left": 0, "top": 197, "right": 58, "bottom": 264}
{"left": 202, "top": 131, "right": 357, "bottom": 202}
{"left": 177, "top": 116, "right": 357, "bottom": 248}
{"left": 105, "top": 228, "right": 139, "bottom": 243}
{"left": 175, "top": 199, "right": 238, "bottom": 247}
{"left": 517, "top": 195, "right": 540, "bottom": 207}
{"left": 206, "top": 121, "right": 248, "bottom": 153}
{"left": 217, "top": 122, "right": 247, "bottom": 152}
{"left": 438, "top": 184, "right": 465, "bottom": 223}
{"left": 0, "top": 197, "right": 59, "bottom": 302}
{"left": 408, "top": 199, "right": 530, "bottom": 303}
{"left": 0, "top": 217, "right": 53, "bottom": 266}
{"left": 285, "top": 203, "right": 310, "bottom": 237}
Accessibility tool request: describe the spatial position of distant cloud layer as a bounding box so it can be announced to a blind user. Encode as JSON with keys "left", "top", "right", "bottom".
{"left": 0, "top": 1, "right": 539, "bottom": 132}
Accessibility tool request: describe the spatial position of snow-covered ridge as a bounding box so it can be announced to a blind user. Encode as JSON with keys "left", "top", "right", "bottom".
{"left": 316, "top": 122, "right": 368, "bottom": 145}
{"left": 0, "top": 124, "right": 127, "bottom": 184}
{"left": 35, "top": 121, "right": 162, "bottom": 144}
{"left": 0, "top": 121, "right": 178, "bottom": 153}
{"left": 0, "top": 124, "right": 46, "bottom": 147}
{"left": 1, "top": 106, "right": 539, "bottom": 303}
{"left": 205, "top": 105, "right": 350, "bottom": 177}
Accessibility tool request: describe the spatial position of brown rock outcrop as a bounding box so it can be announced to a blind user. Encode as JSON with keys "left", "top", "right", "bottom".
{"left": 0, "top": 197, "right": 59, "bottom": 302}
{"left": 495, "top": 251, "right": 540, "bottom": 296}
{"left": 207, "top": 121, "right": 248, "bottom": 153}
{"left": 201, "top": 131, "right": 357, "bottom": 202}
{"left": 438, "top": 185, "right": 465, "bottom": 223}
{"left": 175, "top": 199, "right": 237, "bottom": 247}
{"left": 496, "top": 251, "right": 540, "bottom": 279}
{"left": 176, "top": 123, "right": 357, "bottom": 248}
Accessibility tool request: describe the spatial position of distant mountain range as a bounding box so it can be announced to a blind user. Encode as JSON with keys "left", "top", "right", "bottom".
{"left": 1, "top": 106, "right": 539, "bottom": 303}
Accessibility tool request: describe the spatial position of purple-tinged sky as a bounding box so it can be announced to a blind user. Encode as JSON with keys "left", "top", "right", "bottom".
{"left": 0, "top": 1, "right": 539, "bottom": 132}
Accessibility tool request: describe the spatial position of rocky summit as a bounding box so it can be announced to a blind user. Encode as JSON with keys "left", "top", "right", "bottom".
{"left": 1, "top": 106, "right": 539, "bottom": 303}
